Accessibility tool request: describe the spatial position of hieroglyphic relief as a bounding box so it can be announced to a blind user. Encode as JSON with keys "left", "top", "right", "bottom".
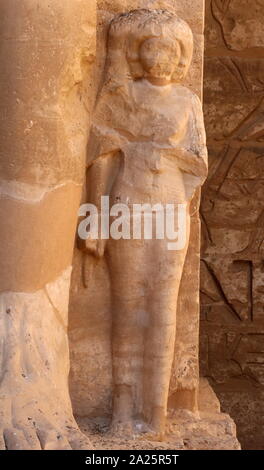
{"left": 211, "top": 0, "right": 264, "bottom": 50}
{"left": 201, "top": 0, "right": 264, "bottom": 449}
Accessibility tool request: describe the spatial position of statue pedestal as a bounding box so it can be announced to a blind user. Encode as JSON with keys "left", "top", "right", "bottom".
{"left": 77, "top": 379, "right": 240, "bottom": 450}
{"left": 166, "top": 379, "right": 240, "bottom": 450}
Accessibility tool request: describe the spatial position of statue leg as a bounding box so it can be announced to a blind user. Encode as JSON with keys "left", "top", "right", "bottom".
{"left": 107, "top": 239, "right": 147, "bottom": 434}
{"left": 143, "top": 238, "right": 189, "bottom": 438}
{"left": 0, "top": 0, "right": 96, "bottom": 450}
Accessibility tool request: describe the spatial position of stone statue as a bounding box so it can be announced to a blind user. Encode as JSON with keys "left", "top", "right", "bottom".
{"left": 81, "top": 9, "right": 208, "bottom": 439}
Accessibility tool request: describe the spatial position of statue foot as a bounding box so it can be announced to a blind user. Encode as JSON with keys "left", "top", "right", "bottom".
{"left": 0, "top": 393, "right": 93, "bottom": 450}
{"left": 138, "top": 429, "right": 165, "bottom": 442}
{"left": 108, "top": 419, "right": 135, "bottom": 438}
{"left": 133, "top": 407, "right": 166, "bottom": 442}
{"left": 0, "top": 283, "right": 93, "bottom": 450}
{"left": 110, "top": 384, "right": 135, "bottom": 437}
{"left": 134, "top": 422, "right": 165, "bottom": 442}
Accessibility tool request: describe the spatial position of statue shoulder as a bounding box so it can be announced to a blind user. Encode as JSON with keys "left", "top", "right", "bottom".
{"left": 189, "top": 90, "right": 203, "bottom": 113}
{"left": 171, "top": 85, "right": 201, "bottom": 108}
{"left": 177, "top": 87, "right": 204, "bottom": 122}
{"left": 182, "top": 87, "right": 202, "bottom": 105}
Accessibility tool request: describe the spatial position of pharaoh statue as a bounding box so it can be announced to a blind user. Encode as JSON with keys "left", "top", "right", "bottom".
{"left": 81, "top": 9, "right": 208, "bottom": 439}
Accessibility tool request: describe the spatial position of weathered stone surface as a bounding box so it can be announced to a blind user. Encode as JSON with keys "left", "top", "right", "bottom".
{"left": 201, "top": 0, "right": 264, "bottom": 450}
{"left": 0, "top": 0, "right": 96, "bottom": 450}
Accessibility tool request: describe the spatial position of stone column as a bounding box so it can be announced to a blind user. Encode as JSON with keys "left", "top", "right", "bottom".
{"left": 0, "top": 0, "right": 96, "bottom": 450}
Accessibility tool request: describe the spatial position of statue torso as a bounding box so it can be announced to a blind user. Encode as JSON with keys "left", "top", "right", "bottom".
{"left": 108, "top": 81, "right": 194, "bottom": 204}
{"left": 109, "top": 80, "right": 192, "bottom": 146}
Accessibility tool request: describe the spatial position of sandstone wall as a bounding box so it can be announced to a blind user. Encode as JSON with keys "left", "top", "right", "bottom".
{"left": 201, "top": 0, "right": 264, "bottom": 450}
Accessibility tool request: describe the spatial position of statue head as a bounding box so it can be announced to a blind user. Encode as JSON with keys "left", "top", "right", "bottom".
{"left": 107, "top": 9, "right": 193, "bottom": 86}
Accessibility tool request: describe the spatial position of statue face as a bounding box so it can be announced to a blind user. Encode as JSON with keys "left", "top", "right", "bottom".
{"left": 139, "top": 37, "right": 181, "bottom": 82}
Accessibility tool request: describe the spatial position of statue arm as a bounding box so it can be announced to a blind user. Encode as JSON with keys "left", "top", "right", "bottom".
{"left": 169, "top": 93, "right": 208, "bottom": 182}
{"left": 184, "top": 93, "right": 208, "bottom": 181}
{"left": 86, "top": 150, "right": 120, "bottom": 208}
{"left": 86, "top": 123, "right": 123, "bottom": 207}
{"left": 78, "top": 123, "right": 121, "bottom": 257}
{"left": 78, "top": 150, "right": 120, "bottom": 258}
{"left": 172, "top": 147, "right": 208, "bottom": 180}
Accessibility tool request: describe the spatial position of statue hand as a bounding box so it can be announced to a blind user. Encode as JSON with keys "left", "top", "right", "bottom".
{"left": 78, "top": 237, "right": 106, "bottom": 258}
